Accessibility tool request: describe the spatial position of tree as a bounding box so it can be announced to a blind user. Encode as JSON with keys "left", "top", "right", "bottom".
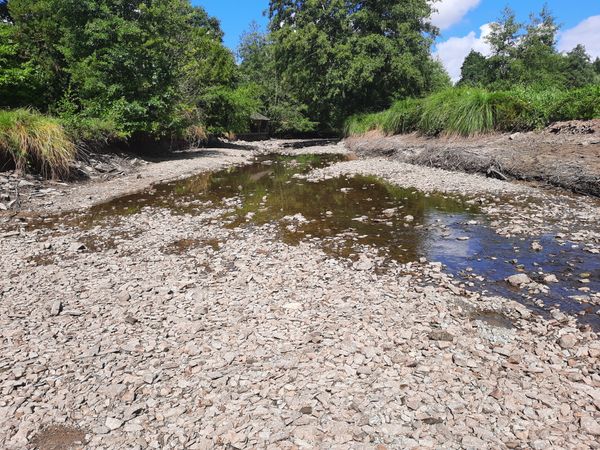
{"left": 487, "top": 7, "right": 521, "bottom": 58}
{"left": 459, "top": 51, "right": 489, "bottom": 86}
{"left": 237, "top": 22, "right": 316, "bottom": 134}
{"left": 516, "top": 5, "right": 562, "bottom": 86}
{"left": 593, "top": 57, "right": 600, "bottom": 75}
{"left": 268, "top": 0, "right": 443, "bottom": 128}
{"left": 0, "top": 20, "right": 43, "bottom": 107}
{"left": 485, "top": 7, "right": 522, "bottom": 86}
{"left": 563, "top": 45, "right": 596, "bottom": 89}
{"left": 8, "top": 0, "right": 218, "bottom": 137}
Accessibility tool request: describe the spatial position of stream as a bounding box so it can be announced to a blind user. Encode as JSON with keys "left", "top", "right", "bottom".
{"left": 31, "top": 153, "right": 600, "bottom": 329}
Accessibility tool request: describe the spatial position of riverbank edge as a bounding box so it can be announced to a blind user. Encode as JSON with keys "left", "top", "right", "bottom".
{"left": 344, "top": 122, "right": 600, "bottom": 197}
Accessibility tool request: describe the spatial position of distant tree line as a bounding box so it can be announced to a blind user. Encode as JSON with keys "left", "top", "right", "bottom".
{"left": 1, "top": 0, "right": 599, "bottom": 152}
{"left": 459, "top": 6, "right": 600, "bottom": 89}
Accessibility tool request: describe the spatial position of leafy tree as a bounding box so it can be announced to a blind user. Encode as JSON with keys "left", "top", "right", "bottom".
{"left": 181, "top": 7, "right": 238, "bottom": 116}
{"left": 564, "top": 45, "right": 596, "bottom": 89}
{"left": 200, "top": 84, "right": 262, "bottom": 134}
{"left": 268, "top": 0, "right": 443, "bottom": 128}
{"left": 594, "top": 58, "right": 600, "bottom": 75}
{"left": 0, "top": 22, "right": 42, "bottom": 107}
{"left": 479, "top": 4, "right": 597, "bottom": 90}
{"left": 237, "top": 22, "right": 316, "bottom": 134}
{"left": 485, "top": 7, "right": 522, "bottom": 85}
{"left": 459, "top": 51, "right": 489, "bottom": 86}
{"left": 8, "top": 0, "right": 210, "bottom": 137}
{"left": 515, "top": 5, "right": 562, "bottom": 86}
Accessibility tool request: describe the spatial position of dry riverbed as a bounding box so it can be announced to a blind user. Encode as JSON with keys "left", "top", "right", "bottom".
{"left": 1, "top": 141, "right": 599, "bottom": 449}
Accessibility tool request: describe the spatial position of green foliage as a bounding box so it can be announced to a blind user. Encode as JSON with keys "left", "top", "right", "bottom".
{"left": 345, "top": 86, "right": 600, "bottom": 138}
{"left": 458, "top": 51, "right": 489, "bottom": 87}
{"left": 201, "top": 84, "right": 263, "bottom": 135}
{"left": 550, "top": 85, "right": 600, "bottom": 121}
{"left": 0, "top": 23, "right": 44, "bottom": 107}
{"left": 460, "top": 6, "right": 598, "bottom": 91}
{"left": 5, "top": 0, "right": 244, "bottom": 142}
{"left": 0, "top": 108, "right": 76, "bottom": 178}
{"left": 268, "top": 0, "right": 445, "bottom": 128}
{"left": 237, "top": 22, "right": 316, "bottom": 135}
{"left": 564, "top": 45, "right": 597, "bottom": 89}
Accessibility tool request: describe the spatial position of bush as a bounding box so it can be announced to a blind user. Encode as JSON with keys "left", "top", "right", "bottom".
{"left": 344, "top": 85, "right": 600, "bottom": 138}
{"left": 0, "top": 109, "right": 76, "bottom": 178}
{"left": 183, "top": 124, "right": 208, "bottom": 147}
{"left": 419, "top": 88, "right": 526, "bottom": 136}
{"left": 549, "top": 84, "right": 600, "bottom": 122}
{"left": 344, "top": 112, "right": 386, "bottom": 136}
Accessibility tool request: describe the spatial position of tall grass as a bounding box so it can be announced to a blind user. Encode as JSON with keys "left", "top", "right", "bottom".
{"left": 345, "top": 85, "right": 600, "bottom": 138}
{"left": 0, "top": 109, "right": 76, "bottom": 178}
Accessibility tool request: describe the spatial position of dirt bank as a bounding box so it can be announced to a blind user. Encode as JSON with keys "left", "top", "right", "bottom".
{"left": 344, "top": 120, "right": 600, "bottom": 197}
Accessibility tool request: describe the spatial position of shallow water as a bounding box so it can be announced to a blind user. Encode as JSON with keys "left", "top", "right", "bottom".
{"left": 29, "top": 153, "right": 600, "bottom": 328}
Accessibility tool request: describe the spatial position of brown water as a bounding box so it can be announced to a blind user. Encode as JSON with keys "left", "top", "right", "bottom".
{"left": 23, "top": 153, "right": 600, "bottom": 329}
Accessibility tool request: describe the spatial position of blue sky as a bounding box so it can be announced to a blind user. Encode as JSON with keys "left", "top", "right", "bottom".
{"left": 195, "top": 0, "right": 600, "bottom": 80}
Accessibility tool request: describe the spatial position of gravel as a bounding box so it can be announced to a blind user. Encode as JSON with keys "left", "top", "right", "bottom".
{"left": 1, "top": 142, "right": 599, "bottom": 449}
{"left": 1, "top": 199, "right": 599, "bottom": 449}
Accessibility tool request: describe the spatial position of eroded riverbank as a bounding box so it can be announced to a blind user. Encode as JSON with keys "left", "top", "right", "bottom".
{"left": 1, "top": 145, "right": 599, "bottom": 449}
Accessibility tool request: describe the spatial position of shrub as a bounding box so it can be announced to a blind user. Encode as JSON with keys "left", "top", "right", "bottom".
{"left": 419, "top": 88, "right": 524, "bottom": 136}
{"left": 344, "top": 85, "right": 600, "bottom": 138}
{"left": 183, "top": 124, "right": 208, "bottom": 147}
{"left": 0, "top": 108, "right": 76, "bottom": 178}
{"left": 549, "top": 84, "right": 600, "bottom": 122}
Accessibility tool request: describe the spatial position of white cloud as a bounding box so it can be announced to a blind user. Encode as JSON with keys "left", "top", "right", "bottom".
{"left": 430, "top": 0, "right": 481, "bottom": 31}
{"left": 433, "top": 24, "right": 492, "bottom": 83}
{"left": 557, "top": 15, "right": 600, "bottom": 59}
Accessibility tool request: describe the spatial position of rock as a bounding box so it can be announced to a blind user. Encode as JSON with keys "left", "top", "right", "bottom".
{"left": 580, "top": 416, "right": 600, "bottom": 435}
{"left": 353, "top": 255, "right": 373, "bottom": 271}
{"left": 558, "top": 334, "right": 577, "bottom": 350}
{"left": 506, "top": 274, "right": 531, "bottom": 287}
{"left": 69, "top": 242, "right": 87, "bottom": 252}
{"left": 404, "top": 215, "right": 414, "bottom": 222}
{"left": 531, "top": 241, "right": 543, "bottom": 251}
{"left": 50, "top": 300, "right": 62, "bottom": 316}
{"left": 543, "top": 274, "right": 559, "bottom": 283}
{"left": 105, "top": 417, "right": 123, "bottom": 430}
{"left": 428, "top": 330, "right": 454, "bottom": 342}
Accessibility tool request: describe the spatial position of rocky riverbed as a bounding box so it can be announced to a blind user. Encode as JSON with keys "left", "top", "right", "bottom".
{"left": 1, "top": 142, "right": 599, "bottom": 449}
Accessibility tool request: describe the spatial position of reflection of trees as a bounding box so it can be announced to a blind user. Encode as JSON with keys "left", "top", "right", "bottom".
{"left": 175, "top": 172, "right": 212, "bottom": 195}
{"left": 109, "top": 154, "right": 476, "bottom": 264}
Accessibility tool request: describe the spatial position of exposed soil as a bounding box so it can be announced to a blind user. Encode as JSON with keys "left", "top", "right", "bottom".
{"left": 29, "top": 425, "right": 87, "bottom": 450}
{"left": 345, "top": 119, "right": 600, "bottom": 197}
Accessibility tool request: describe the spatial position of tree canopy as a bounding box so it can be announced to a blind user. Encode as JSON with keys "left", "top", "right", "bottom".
{"left": 266, "top": 0, "right": 449, "bottom": 128}
{"left": 459, "top": 6, "right": 599, "bottom": 90}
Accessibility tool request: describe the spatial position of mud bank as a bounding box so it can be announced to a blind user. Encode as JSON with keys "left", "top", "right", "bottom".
{"left": 344, "top": 120, "right": 600, "bottom": 197}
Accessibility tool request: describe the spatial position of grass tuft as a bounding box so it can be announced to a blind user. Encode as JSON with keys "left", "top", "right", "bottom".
{"left": 0, "top": 109, "right": 76, "bottom": 178}
{"left": 345, "top": 85, "right": 600, "bottom": 138}
{"left": 183, "top": 124, "right": 208, "bottom": 147}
